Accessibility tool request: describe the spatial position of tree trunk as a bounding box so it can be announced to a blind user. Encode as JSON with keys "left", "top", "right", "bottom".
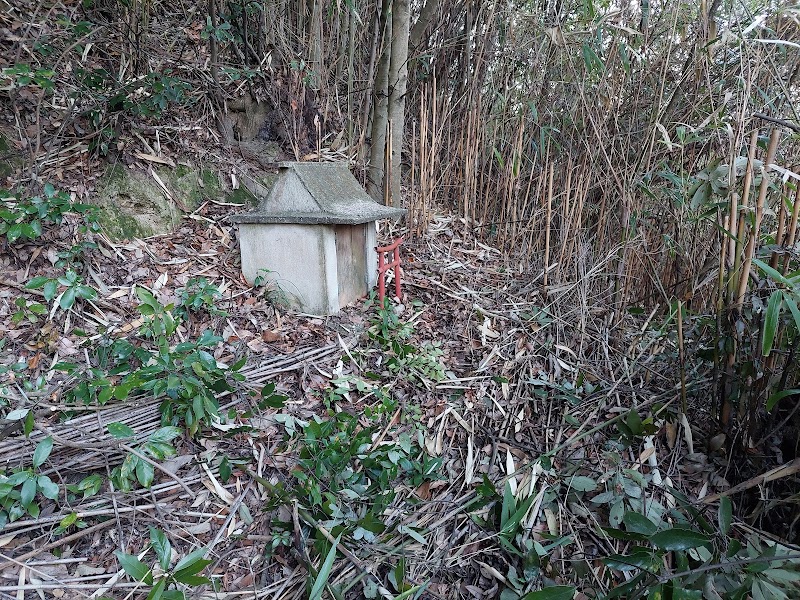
{"left": 367, "top": 0, "right": 392, "bottom": 201}
{"left": 387, "top": 0, "right": 410, "bottom": 207}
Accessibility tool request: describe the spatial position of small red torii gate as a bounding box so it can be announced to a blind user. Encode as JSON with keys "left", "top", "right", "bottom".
{"left": 376, "top": 237, "right": 403, "bottom": 303}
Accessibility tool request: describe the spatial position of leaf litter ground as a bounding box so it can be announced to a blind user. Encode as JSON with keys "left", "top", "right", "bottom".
{"left": 1, "top": 200, "right": 734, "bottom": 599}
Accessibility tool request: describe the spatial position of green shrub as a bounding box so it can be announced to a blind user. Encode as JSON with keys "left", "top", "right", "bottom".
{"left": 1, "top": 184, "right": 97, "bottom": 244}
{"left": 0, "top": 437, "right": 59, "bottom": 528}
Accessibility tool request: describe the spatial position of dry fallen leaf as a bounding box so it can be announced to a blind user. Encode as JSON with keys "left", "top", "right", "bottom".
{"left": 262, "top": 329, "right": 282, "bottom": 342}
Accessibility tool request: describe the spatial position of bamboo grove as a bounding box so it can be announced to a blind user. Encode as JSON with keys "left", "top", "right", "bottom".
{"left": 27, "top": 0, "right": 800, "bottom": 449}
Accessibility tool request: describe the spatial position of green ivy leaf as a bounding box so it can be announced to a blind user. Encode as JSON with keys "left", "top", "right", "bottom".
{"left": 568, "top": 475, "right": 597, "bottom": 492}
{"left": 149, "top": 427, "right": 182, "bottom": 444}
{"left": 623, "top": 511, "right": 657, "bottom": 536}
{"left": 604, "top": 547, "right": 663, "bottom": 572}
{"left": 77, "top": 285, "right": 97, "bottom": 300}
{"left": 7, "top": 223, "right": 22, "bottom": 243}
{"left": 25, "top": 276, "right": 49, "bottom": 289}
{"left": 43, "top": 280, "right": 58, "bottom": 301}
{"left": 24, "top": 410, "right": 35, "bottom": 437}
{"left": 59, "top": 286, "right": 77, "bottom": 310}
{"left": 219, "top": 456, "right": 231, "bottom": 483}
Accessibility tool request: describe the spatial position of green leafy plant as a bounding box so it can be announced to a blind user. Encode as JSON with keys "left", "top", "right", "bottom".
{"left": 367, "top": 296, "right": 414, "bottom": 346}
{"left": 65, "top": 473, "right": 104, "bottom": 500}
{"left": 1, "top": 184, "right": 97, "bottom": 244}
{"left": 318, "top": 374, "right": 394, "bottom": 415}
{"left": 58, "top": 288, "right": 246, "bottom": 436}
{"left": 175, "top": 277, "right": 226, "bottom": 321}
{"left": 108, "top": 425, "right": 182, "bottom": 492}
{"left": 74, "top": 70, "right": 191, "bottom": 155}
{"left": 0, "top": 437, "right": 59, "bottom": 528}
{"left": 366, "top": 297, "right": 446, "bottom": 385}
{"left": 136, "top": 286, "right": 179, "bottom": 339}
{"left": 253, "top": 268, "right": 290, "bottom": 307}
{"left": 1, "top": 63, "right": 55, "bottom": 90}
{"left": 25, "top": 270, "right": 97, "bottom": 311}
{"left": 284, "top": 410, "right": 440, "bottom": 539}
{"left": 201, "top": 15, "right": 234, "bottom": 43}
{"left": 597, "top": 488, "right": 800, "bottom": 599}
{"left": 115, "top": 527, "right": 211, "bottom": 600}
{"left": 54, "top": 511, "right": 89, "bottom": 535}
{"left": 11, "top": 297, "right": 47, "bottom": 324}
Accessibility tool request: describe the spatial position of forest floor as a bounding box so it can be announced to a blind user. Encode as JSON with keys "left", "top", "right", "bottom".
{"left": 0, "top": 2, "right": 764, "bottom": 597}
{"left": 0, "top": 190, "right": 729, "bottom": 599}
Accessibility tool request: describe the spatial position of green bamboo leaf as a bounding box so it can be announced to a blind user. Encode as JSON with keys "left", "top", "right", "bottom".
{"left": 719, "top": 497, "right": 732, "bottom": 535}
{"left": 782, "top": 292, "right": 800, "bottom": 333}
{"left": 33, "top": 437, "right": 53, "bottom": 469}
{"left": 753, "top": 258, "right": 793, "bottom": 286}
{"left": 309, "top": 535, "right": 340, "bottom": 600}
{"left": 649, "top": 527, "right": 710, "bottom": 550}
{"left": 500, "top": 493, "right": 536, "bottom": 537}
{"left": 762, "top": 290, "right": 782, "bottom": 356}
{"left": 520, "top": 586, "right": 577, "bottom": 600}
{"left": 766, "top": 389, "right": 800, "bottom": 412}
{"left": 393, "top": 584, "right": 429, "bottom": 600}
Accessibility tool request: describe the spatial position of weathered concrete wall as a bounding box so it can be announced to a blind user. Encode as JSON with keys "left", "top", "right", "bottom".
{"left": 238, "top": 222, "right": 338, "bottom": 314}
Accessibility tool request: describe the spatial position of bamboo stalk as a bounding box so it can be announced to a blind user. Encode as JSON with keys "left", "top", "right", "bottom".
{"left": 735, "top": 129, "right": 781, "bottom": 314}
{"left": 543, "top": 162, "right": 555, "bottom": 296}
{"left": 770, "top": 180, "right": 788, "bottom": 270}
{"left": 782, "top": 176, "right": 800, "bottom": 275}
